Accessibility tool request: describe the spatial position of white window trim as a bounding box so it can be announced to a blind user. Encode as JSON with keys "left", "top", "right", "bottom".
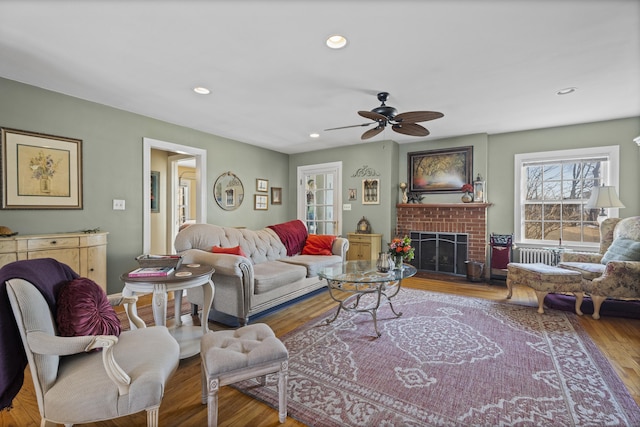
{"left": 514, "top": 145, "right": 620, "bottom": 250}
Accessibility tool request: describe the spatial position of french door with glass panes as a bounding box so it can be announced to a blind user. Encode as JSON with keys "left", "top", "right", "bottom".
{"left": 297, "top": 162, "right": 342, "bottom": 236}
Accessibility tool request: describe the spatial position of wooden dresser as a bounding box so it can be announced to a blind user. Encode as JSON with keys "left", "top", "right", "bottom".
{"left": 0, "top": 231, "right": 108, "bottom": 291}
{"left": 346, "top": 233, "right": 382, "bottom": 261}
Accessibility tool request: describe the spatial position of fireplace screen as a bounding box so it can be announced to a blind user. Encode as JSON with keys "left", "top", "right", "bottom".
{"left": 410, "top": 232, "right": 468, "bottom": 275}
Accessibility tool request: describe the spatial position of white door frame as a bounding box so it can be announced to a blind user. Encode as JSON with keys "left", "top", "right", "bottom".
{"left": 297, "top": 161, "right": 342, "bottom": 236}
{"left": 143, "top": 137, "right": 207, "bottom": 254}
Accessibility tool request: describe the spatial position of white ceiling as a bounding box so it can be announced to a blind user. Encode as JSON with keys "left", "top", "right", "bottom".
{"left": 1, "top": 1, "right": 638, "bottom": 154}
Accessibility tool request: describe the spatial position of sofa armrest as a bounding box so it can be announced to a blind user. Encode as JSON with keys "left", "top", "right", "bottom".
{"left": 332, "top": 237, "right": 349, "bottom": 260}
{"left": 179, "top": 248, "right": 253, "bottom": 277}
{"left": 560, "top": 251, "right": 602, "bottom": 264}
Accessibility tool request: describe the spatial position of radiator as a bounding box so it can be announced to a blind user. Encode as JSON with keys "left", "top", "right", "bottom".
{"left": 518, "top": 248, "right": 556, "bottom": 265}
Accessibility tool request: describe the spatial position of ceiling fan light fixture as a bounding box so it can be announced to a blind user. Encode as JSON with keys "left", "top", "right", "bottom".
{"left": 309, "top": 133, "right": 320, "bottom": 138}
{"left": 326, "top": 35, "right": 347, "bottom": 49}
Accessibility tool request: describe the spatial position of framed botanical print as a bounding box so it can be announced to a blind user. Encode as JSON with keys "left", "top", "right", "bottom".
{"left": 1, "top": 127, "right": 83, "bottom": 209}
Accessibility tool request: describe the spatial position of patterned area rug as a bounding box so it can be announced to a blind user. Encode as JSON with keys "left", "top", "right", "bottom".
{"left": 233, "top": 289, "right": 640, "bottom": 426}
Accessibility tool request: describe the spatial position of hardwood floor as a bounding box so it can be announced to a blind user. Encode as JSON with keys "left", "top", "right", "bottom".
{"left": 2, "top": 276, "right": 639, "bottom": 426}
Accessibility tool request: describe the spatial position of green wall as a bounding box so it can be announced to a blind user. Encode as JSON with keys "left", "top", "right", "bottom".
{"left": 0, "top": 78, "right": 289, "bottom": 293}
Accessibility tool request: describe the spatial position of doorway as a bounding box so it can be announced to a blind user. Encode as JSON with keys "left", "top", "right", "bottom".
{"left": 297, "top": 162, "right": 342, "bottom": 235}
{"left": 143, "top": 137, "right": 207, "bottom": 254}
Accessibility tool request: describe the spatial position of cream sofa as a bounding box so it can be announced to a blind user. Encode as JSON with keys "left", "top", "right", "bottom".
{"left": 174, "top": 222, "right": 348, "bottom": 325}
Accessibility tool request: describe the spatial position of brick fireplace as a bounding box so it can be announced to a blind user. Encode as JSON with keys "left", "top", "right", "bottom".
{"left": 396, "top": 203, "right": 492, "bottom": 271}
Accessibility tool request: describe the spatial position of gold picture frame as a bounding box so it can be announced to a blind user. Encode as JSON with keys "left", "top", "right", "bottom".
{"left": 254, "top": 194, "right": 268, "bottom": 210}
{"left": 1, "top": 128, "right": 83, "bottom": 209}
{"left": 256, "top": 178, "right": 268, "bottom": 192}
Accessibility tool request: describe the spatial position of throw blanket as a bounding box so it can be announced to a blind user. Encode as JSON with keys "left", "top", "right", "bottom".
{"left": 0, "top": 258, "right": 78, "bottom": 411}
{"left": 268, "top": 219, "right": 308, "bottom": 256}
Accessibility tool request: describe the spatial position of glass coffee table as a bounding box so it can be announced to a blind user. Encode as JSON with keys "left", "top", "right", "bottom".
{"left": 318, "top": 260, "right": 417, "bottom": 337}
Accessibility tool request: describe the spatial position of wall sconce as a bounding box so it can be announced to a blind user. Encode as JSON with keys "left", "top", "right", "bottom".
{"left": 399, "top": 182, "right": 408, "bottom": 204}
{"left": 473, "top": 174, "right": 485, "bottom": 203}
{"left": 586, "top": 184, "right": 625, "bottom": 223}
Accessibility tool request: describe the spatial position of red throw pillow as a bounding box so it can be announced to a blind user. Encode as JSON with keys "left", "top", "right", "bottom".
{"left": 56, "top": 278, "right": 121, "bottom": 337}
{"left": 212, "top": 245, "right": 247, "bottom": 257}
{"left": 302, "top": 234, "right": 336, "bottom": 256}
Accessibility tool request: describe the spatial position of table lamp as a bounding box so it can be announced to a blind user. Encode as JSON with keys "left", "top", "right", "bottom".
{"left": 585, "top": 184, "right": 625, "bottom": 223}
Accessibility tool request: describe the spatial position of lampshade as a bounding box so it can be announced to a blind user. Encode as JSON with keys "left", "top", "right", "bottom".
{"left": 585, "top": 186, "right": 625, "bottom": 209}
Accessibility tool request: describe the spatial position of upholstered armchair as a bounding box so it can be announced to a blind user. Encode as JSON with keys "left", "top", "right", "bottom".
{"left": 559, "top": 216, "right": 640, "bottom": 319}
{"left": 3, "top": 259, "right": 180, "bottom": 427}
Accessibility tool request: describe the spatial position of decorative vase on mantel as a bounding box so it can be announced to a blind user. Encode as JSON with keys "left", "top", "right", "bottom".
{"left": 461, "top": 192, "right": 473, "bottom": 203}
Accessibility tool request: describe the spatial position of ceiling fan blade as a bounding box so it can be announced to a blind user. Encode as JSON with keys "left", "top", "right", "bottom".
{"left": 392, "top": 123, "right": 430, "bottom": 137}
{"left": 394, "top": 111, "right": 444, "bottom": 123}
{"left": 324, "top": 123, "right": 373, "bottom": 131}
{"left": 358, "top": 110, "right": 387, "bottom": 121}
{"left": 361, "top": 126, "right": 384, "bottom": 140}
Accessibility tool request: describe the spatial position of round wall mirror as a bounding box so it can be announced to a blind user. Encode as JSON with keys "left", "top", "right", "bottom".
{"left": 213, "top": 171, "right": 244, "bottom": 211}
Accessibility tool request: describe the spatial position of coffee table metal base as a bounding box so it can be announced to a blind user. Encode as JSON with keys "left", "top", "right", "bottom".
{"left": 324, "top": 280, "right": 403, "bottom": 337}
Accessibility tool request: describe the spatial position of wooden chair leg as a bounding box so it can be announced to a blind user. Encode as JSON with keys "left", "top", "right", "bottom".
{"left": 574, "top": 292, "right": 584, "bottom": 316}
{"left": 278, "top": 360, "right": 288, "bottom": 423}
{"left": 207, "top": 377, "right": 220, "bottom": 427}
{"left": 534, "top": 290, "right": 548, "bottom": 314}
{"left": 591, "top": 295, "right": 606, "bottom": 320}
{"left": 146, "top": 406, "right": 159, "bottom": 427}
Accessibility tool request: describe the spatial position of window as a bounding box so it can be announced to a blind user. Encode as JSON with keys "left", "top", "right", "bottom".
{"left": 514, "top": 146, "right": 620, "bottom": 247}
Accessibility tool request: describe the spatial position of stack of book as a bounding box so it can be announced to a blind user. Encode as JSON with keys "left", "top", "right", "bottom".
{"left": 128, "top": 266, "right": 175, "bottom": 278}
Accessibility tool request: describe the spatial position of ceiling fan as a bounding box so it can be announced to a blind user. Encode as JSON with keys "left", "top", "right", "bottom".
{"left": 325, "top": 92, "right": 444, "bottom": 140}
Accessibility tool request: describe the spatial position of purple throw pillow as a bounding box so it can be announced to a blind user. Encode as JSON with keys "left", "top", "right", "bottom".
{"left": 56, "top": 277, "right": 121, "bottom": 337}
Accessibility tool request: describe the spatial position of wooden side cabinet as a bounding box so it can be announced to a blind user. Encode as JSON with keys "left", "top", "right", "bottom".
{"left": 0, "top": 232, "right": 108, "bottom": 291}
{"left": 346, "top": 233, "right": 382, "bottom": 261}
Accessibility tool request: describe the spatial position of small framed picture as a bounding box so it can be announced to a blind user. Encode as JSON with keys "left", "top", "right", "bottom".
{"left": 348, "top": 188, "right": 357, "bottom": 201}
{"left": 271, "top": 187, "right": 282, "bottom": 205}
{"left": 254, "top": 194, "right": 268, "bottom": 210}
{"left": 362, "top": 179, "right": 380, "bottom": 205}
{"left": 256, "top": 178, "right": 268, "bottom": 192}
{"left": 150, "top": 171, "right": 160, "bottom": 213}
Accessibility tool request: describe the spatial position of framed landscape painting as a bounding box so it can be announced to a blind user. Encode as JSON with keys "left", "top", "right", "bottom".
{"left": 1, "top": 128, "right": 83, "bottom": 209}
{"left": 408, "top": 146, "right": 473, "bottom": 193}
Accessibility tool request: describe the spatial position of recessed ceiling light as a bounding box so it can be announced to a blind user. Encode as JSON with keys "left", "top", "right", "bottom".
{"left": 310, "top": 133, "right": 320, "bottom": 138}
{"left": 556, "top": 87, "right": 577, "bottom": 95}
{"left": 193, "top": 86, "right": 210, "bottom": 95}
{"left": 326, "top": 35, "right": 347, "bottom": 49}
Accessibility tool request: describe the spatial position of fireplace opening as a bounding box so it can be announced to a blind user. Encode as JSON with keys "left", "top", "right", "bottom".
{"left": 409, "top": 231, "right": 468, "bottom": 276}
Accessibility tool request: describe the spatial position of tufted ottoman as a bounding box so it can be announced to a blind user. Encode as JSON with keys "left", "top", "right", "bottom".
{"left": 200, "top": 323, "right": 288, "bottom": 426}
{"left": 506, "top": 263, "right": 584, "bottom": 315}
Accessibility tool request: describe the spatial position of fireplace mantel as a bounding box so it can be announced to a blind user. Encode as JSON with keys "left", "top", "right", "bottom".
{"left": 396, "top": 203, "right": 493, "bottom": 208}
